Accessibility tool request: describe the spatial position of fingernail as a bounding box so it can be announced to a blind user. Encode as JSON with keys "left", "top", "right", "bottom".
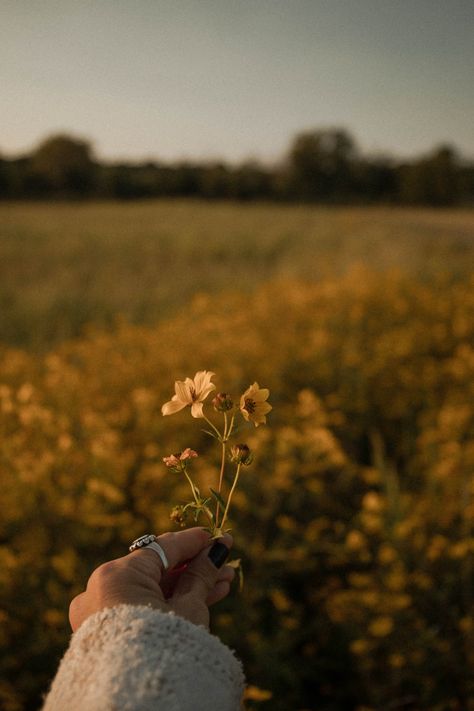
{"left": 208, "top": 541, "right": 229, "bottom": 568}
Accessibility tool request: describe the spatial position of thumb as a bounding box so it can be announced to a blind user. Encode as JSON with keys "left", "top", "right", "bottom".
{"left": 172, "top": 536, "right": 232, "bottom": 602}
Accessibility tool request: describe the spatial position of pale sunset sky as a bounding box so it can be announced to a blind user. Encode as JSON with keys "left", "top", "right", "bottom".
{"left": 1, "top": 0, "right": 474, "bottom": 163}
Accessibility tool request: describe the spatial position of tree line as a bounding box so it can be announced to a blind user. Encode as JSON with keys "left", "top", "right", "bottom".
{"left": 1, "top": 128, "right": 473, "bottom": 205}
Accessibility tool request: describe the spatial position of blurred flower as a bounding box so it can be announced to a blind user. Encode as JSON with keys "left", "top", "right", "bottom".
{"left": 212, "top": 392, "right": 234, "bottom": 412}
{"left": 350, "top": 639, "right": 370, "bottom": 656}
{"left": 230, "top": 443, "right": 253, "bottom": 465}
{"left": 243, "top": 686, "right": 273, "bottom": 702}
{"left": 369, "top": 616, "right": 394, "bottom": 637}
{"left": 162, "top": 371, "right": 215, "bottom": 418}
{"left": 163, "top": 448, "right": 198, "bottom": 469}
{"left": 170, "top": 505, "right": 187, "bottom": 527}
{"left": 240, "top": 382, "right": 272, "bottom": 427}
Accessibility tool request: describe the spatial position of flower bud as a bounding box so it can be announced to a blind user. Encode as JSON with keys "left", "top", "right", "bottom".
{"left": 212, "top": 392, "right": 234, "bottom": 412}
{"left": 170, "top": 505, "right": 187, "bottom": 527}
{"left": 230, "top": 443, "right": 253, "bottom": 466}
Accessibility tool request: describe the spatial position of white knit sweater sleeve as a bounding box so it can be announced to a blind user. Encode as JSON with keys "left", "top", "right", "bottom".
{"left": 41, "top": 604, "right": 245, "bottom": 711}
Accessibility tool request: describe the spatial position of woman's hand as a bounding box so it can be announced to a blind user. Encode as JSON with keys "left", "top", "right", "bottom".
{"left": 69, "top": 528, "right": 234, "bottom": 631}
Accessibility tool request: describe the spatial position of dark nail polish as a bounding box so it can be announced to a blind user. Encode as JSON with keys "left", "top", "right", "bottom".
{"left": 208, "top": 541, "right": 229, "bottom": 568}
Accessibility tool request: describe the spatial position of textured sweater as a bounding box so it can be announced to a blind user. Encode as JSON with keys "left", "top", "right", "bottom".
{"left": 42, "top": 604, "right": 245, "bottom": 711}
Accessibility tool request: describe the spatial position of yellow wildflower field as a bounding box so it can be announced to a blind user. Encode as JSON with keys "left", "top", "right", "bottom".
{"left": 0, "top": 202, "right": 473, "bottom": 710}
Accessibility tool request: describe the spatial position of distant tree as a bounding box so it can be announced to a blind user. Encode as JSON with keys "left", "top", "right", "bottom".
{"left": 0, "top": 157, "right": 33, "bottom": 198}
{"left": 230, "top": 161, "right": 272, "bottom": 200}
{"left": 0, "top": 157, "right": 9, "bottom": 197}
{"left": 2, "top": 127, "right": 473, "bottom": 205}
{"left": 170, "top": 162, "right": 201, "bottom": 197}
{"left": 99, "top": 162, "right": 169, "bottom": 199}
{"left": 398, "top": 144, "right": 461, "bottom": 206}
{"left": 99, "top": 164, "right": 139, "bottom": 199}
{"left": 354, "top": 157, "right": 397, "bottom": 203}
{"left": 461, "top": 163, "right": 474, "bottom": 205}
{"left": 286, "top": 128, "right": 358, "bottom": 201}
{"left": 198, "top": 163, "right": 232, "bottom": 198}
{"left": 31, "top": 134, "right": 96, "bottom": 196}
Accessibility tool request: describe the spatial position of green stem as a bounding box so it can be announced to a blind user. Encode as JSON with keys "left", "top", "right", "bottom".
{"left": 203, "top": 505, "right": 216, "bottom": 527}
{"left": 202, "top": 414, "right": 222, "bottom": 441}
{"left": 183, "top": 468, "right": 199, "bottom": 504}
{"left": 227, "top": 413, "right": 235, "bottom": 438}
{"left": 219, "top": 463, "right": 242, "bottom": 531}
{"left": 215, "top": 439, "right": 227, "bottom": 526}
{"left": 218, "top": 441, "right": 226, "bottom": 493}
{"left": 215, "top": 410, "right": 236, "bottom": 527}
{"left": 184, "top": 467, "right": 215, "bottom": 528}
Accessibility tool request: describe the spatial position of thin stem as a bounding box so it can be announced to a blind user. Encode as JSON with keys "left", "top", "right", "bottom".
{"left": 202, "top": 414, "right": 222, "bottom": 441}
{"left": 215, "top": 410, "right": 236, "bottom": 526}
{"left": 202, "top": 504, "right": 215, "bottom": 527}
{"left": 190, "top": 500, "right": 215, "bottom": 529}
{"left": 184, "top": 467, "right": 215, "bottom": 528}
{"left": 215, "top": 439, "right": 227, "bottom": 526}
{"left": 218, "top": 441, "right": 226, "bottom": 493}
{"left": 219, "top": 463, "right": 242, "bottom": 531}
{"left": 227, "top": 413, "right": 235, "bottom": 438}
{"left": 183, "top": 468, "right": 199, "bottom": 504}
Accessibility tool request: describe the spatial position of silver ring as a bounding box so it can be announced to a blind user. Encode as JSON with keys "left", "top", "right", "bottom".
{"left": 129, "top": 534, "right": 169, "bottom": 570}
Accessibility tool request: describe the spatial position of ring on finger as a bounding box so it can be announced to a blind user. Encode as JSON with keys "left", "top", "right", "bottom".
{"left": 129, "top": 534, "right": 170, "bottom": 570}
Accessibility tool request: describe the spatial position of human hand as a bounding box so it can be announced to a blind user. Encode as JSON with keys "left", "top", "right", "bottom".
{"left": 69, "top": 528, "right": 234, "bottom": 632}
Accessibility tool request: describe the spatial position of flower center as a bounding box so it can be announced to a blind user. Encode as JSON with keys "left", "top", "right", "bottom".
{"left": 244, "top": 397, "right": 256, "bottom": 413}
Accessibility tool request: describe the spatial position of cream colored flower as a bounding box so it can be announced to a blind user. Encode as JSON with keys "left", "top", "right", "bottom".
{"left": 240, "top": 382, "right": 272, "bottom": 427}
{"left": 161, "top": 371, "right": 215, "bottom": 418}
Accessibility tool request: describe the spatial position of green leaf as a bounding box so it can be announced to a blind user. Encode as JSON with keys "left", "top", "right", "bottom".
{"left": 201, "top": 428, "right": 218, "bottom": 439}
{"left": 210, "top": 488, "right": 226, "bottom": 509}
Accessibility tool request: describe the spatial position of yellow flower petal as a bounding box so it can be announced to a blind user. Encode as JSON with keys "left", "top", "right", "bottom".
{"left": 193, "top": 370, "right": 215, "bottom": 393}
{"left": 240, "top": 382, "right": 272, "bottom": 426}
{"left": 162, "top": 371, "right": 215, "bottom": 417}
{"left": 175, "top": 379, "right": 192, "bottom": 403}
{"left": 161, "top": 399, "right": 187, "bottom": 416}
{"left": 191, "top": 401, "right": 204, "bottom": 418}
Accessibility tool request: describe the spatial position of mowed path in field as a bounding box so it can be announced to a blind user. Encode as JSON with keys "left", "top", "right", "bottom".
{"left": 1, "top": 200, "right": 473, "bottom": 349}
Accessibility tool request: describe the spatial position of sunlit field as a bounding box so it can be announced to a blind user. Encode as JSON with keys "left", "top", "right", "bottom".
{"left": 1, "top": 201, "right": 473, "bottom": 710}
{"left": 1, "top": 201, "right": 473, "bottom": 349}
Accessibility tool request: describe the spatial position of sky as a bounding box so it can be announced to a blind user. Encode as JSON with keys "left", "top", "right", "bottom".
{"left": 1, "top": 0, "right": 474, "bottom": 164}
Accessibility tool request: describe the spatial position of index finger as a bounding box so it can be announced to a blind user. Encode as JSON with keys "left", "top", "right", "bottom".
{"left": 129, "top": 528, "right": 212, "bottom": 580}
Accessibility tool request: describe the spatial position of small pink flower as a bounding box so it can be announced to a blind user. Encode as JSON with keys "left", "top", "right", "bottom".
{"left": 163, "top": 449, "right": 198, "bottom": 468}
{"left": 180, "top": 448, "right": 198, "bottom": 461}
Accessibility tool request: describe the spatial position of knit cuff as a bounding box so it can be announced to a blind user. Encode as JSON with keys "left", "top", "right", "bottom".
{"left": 42, "top": 604, "right": 245, "bottom": 711}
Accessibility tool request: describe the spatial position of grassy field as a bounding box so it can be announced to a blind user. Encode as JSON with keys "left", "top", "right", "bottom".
{"left": 1, "top": 201, "right": 474, "bottom": 710}
{"left": 1, "top": 200, "right": 473, "bottom": 349}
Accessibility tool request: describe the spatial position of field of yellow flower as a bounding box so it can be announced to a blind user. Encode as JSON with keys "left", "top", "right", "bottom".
{"left": 0, "top": 201, "right": 473, "bottom": 710}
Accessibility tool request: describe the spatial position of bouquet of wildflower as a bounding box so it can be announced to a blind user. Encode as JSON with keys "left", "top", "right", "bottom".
{"left": 161, "top": 371, "right": 271, "bottom": 541}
